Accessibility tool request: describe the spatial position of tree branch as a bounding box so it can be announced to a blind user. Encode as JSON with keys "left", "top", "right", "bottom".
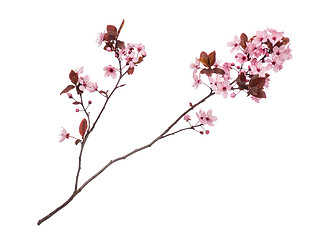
{"left": 37, "top": 90, "right": 215, "bottom": 225}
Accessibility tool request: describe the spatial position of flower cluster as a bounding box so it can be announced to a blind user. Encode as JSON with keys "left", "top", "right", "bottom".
{"left": 191, "top": 28, "right": 292, "bottom": 103}
{"left": 58, "top": 21, "right": 146, "bottom": 143}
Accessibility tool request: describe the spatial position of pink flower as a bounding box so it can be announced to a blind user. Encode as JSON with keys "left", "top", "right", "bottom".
{"left": 86, "top": 82, "right": 98, "bottom": 92}
{"left": 252, "top": 30, "right": 268, "bottom": 47}
{"left": 227, "top": 35, "right": 240, "bottom": 53}
{"left": 192, "top": 73, "right": 202, "bottom": 89}
{"left": 250, "top": 60, "right": 268, "bottom": 77}
{"left": 96, "top": 32, "right": 105, "bottom": 46}
{"left": 215, "top": 80, "right": 231, "bottom": 98}
{"left": 190, "top": 58, "right": 200, "bottom": 75}
{"left": 267, "top": 28, "right": 284, "bottom": 45}
{"left": 196, "top": 109, "right": 217, "bottom": 126}
{"left": 75, "top": 66, "right": 84, "bottom": 75}
{"left": 59, "top": 128, "right": 70, "bottom": 142}
{"left": 125, "top": 51, "right": 136, "bottom": 68}
{"left": 103, "top": 65, "right": 117, "bottom": 79}
{"left": 136, "top": 43, "right": 146, "bottom": 57}
{"left": 235, "top": 53, "right": 248, "bottom": 64}
{"left": 184, "top": 114, "right": 191, "bottom": 121}
{"left": 79, "top": 75, "right": 90, "bottom": 91}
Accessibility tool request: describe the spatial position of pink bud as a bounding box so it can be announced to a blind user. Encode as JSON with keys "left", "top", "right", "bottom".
{"left": 230, "top": 92, "right": 236, "bottom": 98}
{"left": 76, "top": 108, "right": 79, "bottom": 112}
{"left": 88, "top": 100, "right": 92, "bottom": 104}
{"left": 200, "top": 131, "right": 204, "bottom": 135}
{"left": 231, "top": 62, "right": 235, "bottom": 66}
{"left": 106, "top": 47, "right": 112, "bottom": 52}
{"left": 205, "top": 130, "right": 210, "bottom": 135}
{"left": 67, "top": 93, "right": 73, "bottom": 98}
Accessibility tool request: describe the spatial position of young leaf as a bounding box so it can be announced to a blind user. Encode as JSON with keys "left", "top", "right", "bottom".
{"left": 75, "top": 139, "right": 82, "bottom": 145}
{"left": 79, "top": 118, "right": 88, "bottom": 139}
{"left": 208, "top": 51, "right": 216, "bottom": 67}
{"left": 118, "top": 19, "right": 125, "bottom": 35}
{"left": 60, "top": 85, "right": 75, "bottom": 95}
{"left": 72, "top": 101, "right": 81, "bottom": 105}
{"left": 199, "top": 51, "right": 210, "bottom": 68}
{"left": 107, "top": 25, "right": 117, "bottom": 33}
{"left": 240, "top": 33, "right": 248, "bottom": 49}
{"left": 69, "top": 70, "right": 78, "bottom": 85}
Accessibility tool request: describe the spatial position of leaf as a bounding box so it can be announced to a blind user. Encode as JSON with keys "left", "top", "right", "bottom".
{"left": 79, "top": 118, "right": 87, "bottom": 139}
{"left": 75, "top": 139, "right": 82, "bottom": 145}
{"left": 127, "top": 67, "right": 134, "bottom": 75}
{"left": 200, "top": 68, "right": 213, "bottom": 76}
{"left": 116, "top": 40, "right": 125, "bottom": 49}
{"left": 236, "top": 72, "right": 248, "bottom": 90}
{"left": 249, "top": 75, "right": 266, "bottom": 88}
{"left": 60, "top": 85, "right": 75, "bottom": 95}
{"left": 99, "top": 90, "right": 107, "bottom": 97}
{"left": 72, "top": 101, "right": 81, "bottom": 105}
{"left": 208, "top": 51, "right": 216, "bottom": 67}
{"left": 69, "top": 70, "right": 78, "bottom": 85}
{"left": 240, "top": 33, "right": 248, "bottom": 49}
{"left": 107, "top": 25, "right": 117, "bottom": 33}
{"left": 213, "top": 67, "right": 225, "bottom": 75}
{"left": 199, "top": 51, "right": 210, "bottom": 68}
{"left": 118, "top": 19, "right": 125, "bottom": 35}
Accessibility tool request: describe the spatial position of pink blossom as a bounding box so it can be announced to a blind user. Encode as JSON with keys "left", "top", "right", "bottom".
{"left": 215, "top": 80, "right": 231, "bottom": 98}
{"left": 103, "top": 65, "right": 117, "bottom": 79}
{"left": 252, "top": 30, "right": 268, "bottom": 47}
{"left": 192, "top": 73, "right": 202, "bottom": 89}
{"left": 136, "top": 43, "right": 146, "bottom": 57}
{"left": 86, "top": 82, "right": 98, "bottom": 92}
{"left": 59, "top": 128, "right": 70, "bottom": 142}
{"left": 235, "top": 53, "right": 248, "bottom": 64}
{"left": 227, "top": 35, "right": 240, "bottom": 53}
{"left": 190, "top": 58, "right": 201, "bottom": 75}
{"left": 79, "top": 75, "right": 90, "bottom": 91}
{"left": 250, "top": 60, "right": 268, "bottom": 77}
{"left": 267, "top": 28, "right": 284, "bottom": 45}
{"left": 75, "top": 66, "right": 84, "bottom": 75}
{"left": 125, "top": 51, "right": 136, "bottom": 68}
{"left": 96, "top": 32, "right": 105, "bottom": 46}
{"left": 196, "top": 109, "right": 217, "bottom": 126}
{"left": 184, "top": 114, "right": 191, "bottom": 121}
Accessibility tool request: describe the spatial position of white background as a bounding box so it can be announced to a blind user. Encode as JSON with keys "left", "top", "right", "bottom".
{"left": 1, "top": 0, "right": 335, "bottom": 239}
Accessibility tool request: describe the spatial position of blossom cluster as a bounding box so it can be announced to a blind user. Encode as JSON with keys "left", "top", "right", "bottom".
{"left": 59, "top": 21, "right": 146, "bottom": 143}
{"left": 190, "top": 28, "right": 292, "bottom": 103}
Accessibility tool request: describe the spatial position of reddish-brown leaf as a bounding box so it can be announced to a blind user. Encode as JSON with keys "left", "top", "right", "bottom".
{"left": 249, "top": 75, "right": 266, "bottom": 88}
{"left": 75, "top": 139, "right": 82, "bottom": 145}
{"left": 118, "top": 19, "right": 125, "bottom": 35}
{"left": 127, "top": 67, "right": 134, "bottom": 75}
{"left": 69, "top": 70, "right": 78, "bottom": 85}
{"left": 99, "top": 90, "right": 107, "bottom": 97}
{"left": 200, "top": 68, "right": 213, "bottom": 76}
{"left": 240, "top": 33, "right": 248, "bottom": 49}
{"left": 213, "top": 68, "right": 225, "bottom": 75}
{"left": 116, "top": 40, "right": 125, "bottom": 50}
{"left": 199, "top": 51, "right": 210, "bottom": 68}
{"left": 107, "top": 25, "right": 117, "bottom": 33}
{"left": 208, "top": 51, "right": 216, "bottom": 67}
{"left": 79, "top": 118, "right": 87, "bottom": 139}
{"left": 236, "top": 72, "right": 248, "bottom": 90}
{"left": 72, "top": 101, "right": 81, "bottom": 105}
{"left": 60, "top": 85, "right": 75, "bottom": 95}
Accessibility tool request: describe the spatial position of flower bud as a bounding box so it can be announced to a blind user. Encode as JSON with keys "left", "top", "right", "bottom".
{"left": 76, "top": 108, "right": 79, "bottom": 112}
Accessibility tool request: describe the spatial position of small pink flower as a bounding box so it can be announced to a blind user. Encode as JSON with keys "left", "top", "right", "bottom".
{"left": 103, "top": 65, "right": 117, "bottom": 79}
{"left": 75, "top": 67, "right": 84, "bottom": 75}
{"left": 227, "top": 35, "right": 240, "bottom": 53}
{"left": 235, "top": 53, "right": 248, "bottom": 64}
{"left": 252, "top": 30, "right": 268, "bottom": 47}
{"left": 79, "top": 75, "right": 90, "bottom": 91}
{"left": 250, "top": 60, "right": 268, "bottom": 77}
{"left": 136, "top": 43, "right": 146, "bottom": 57}
{"left": 125, "top": 51, "right": 136, "bottom": 68}
{"left": 184, "top": 114, "right": 191, "bottom": 121}
{"left": 267, "top": 28, "right": 284, "bottom": 45}
{"left": 192, "top": 73, "right": 202, "bottom": 89}
{"left": 96, "top": 32, "right": 105, "bottom": 46}
{"left": 59, "top": 128, "right": 70, "bottom": 142}
{"left": 86, "top": 82, "right": 98, "bottom": 92}
{"left": 196, "top": 109, "right": 217, "bottom": 126}
{"left": 215, "top": 80, "right": 231, "bottom": 98}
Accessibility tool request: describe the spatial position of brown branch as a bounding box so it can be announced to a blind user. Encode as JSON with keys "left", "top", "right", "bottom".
{"left": 37, "top": 90, "right": 215, "bottom": 225}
